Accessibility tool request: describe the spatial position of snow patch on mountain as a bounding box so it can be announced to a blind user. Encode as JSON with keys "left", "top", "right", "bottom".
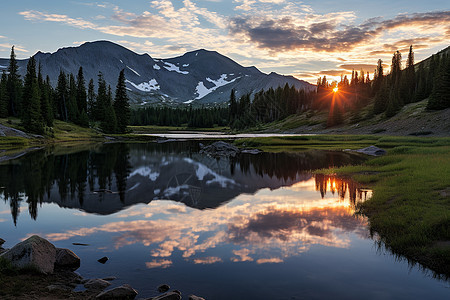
{"left": 183, "top": 99, "right": 195, "bottom": 104}
{"left": 162, "top": 61, "right": 189, "bottom": 75}
{"left": 184, "top": 158, "right": 236, "bottom": 188}
{"left": 194, "top": 74, "right": 239, "bottom": 99}
{"left": 127, "top": 66, "right": 140, "bottom": 76}
{"left": 183, "top": 64, "right": 189, "bottom": 67}
{"left": 126, "top": 79, "right": 160, "bottom": 92}
{"left": 153, "top": 64, "right": 161, "bottom": 70}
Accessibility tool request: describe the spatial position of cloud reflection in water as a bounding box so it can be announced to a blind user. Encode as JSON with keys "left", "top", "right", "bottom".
{"left": 44, "top": 176, "right": 370, "bottom": 268}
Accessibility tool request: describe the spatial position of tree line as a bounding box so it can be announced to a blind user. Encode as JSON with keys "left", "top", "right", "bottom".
{"left": 130, "top": 106, "right": 229, "bottom": 128}
{"left": 0, "top": 46, "right": 130, "bottom": 134}
{"left": 2, "top": 45, "right": 448, "bottom": 133}
{"left": 314, "top": 45, "right": 450, "bottom": 126}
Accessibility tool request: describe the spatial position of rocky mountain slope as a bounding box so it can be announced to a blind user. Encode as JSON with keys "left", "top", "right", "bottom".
{"left": 0, "top": 41, "right": 314, "bottom": 106}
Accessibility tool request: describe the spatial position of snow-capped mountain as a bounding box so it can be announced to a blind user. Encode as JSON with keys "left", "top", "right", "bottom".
{"left": 0, "top": 41, "right": 314, "bottom": 106}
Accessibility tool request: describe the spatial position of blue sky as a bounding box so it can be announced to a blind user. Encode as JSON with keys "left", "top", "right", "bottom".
{"left": 1, "top": 0, "right": 449, "bottom": 82}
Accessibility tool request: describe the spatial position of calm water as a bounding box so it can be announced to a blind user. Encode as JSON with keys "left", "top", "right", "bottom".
{"left": 0, "top": 142, "right": 448, "bottom": 299}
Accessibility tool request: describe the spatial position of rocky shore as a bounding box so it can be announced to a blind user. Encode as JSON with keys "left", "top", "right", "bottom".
{"left": 0, "top": 235, "right": 205, "bottom": 300}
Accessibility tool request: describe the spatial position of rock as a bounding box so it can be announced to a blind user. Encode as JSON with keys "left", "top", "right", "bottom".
{"left": 103, "top": 276, "right": 117, "bottom": 281}
{"left": 55, "top": 248, "right": 80, "bottom": 270}
{"left": 47, "top": 284, "right": 72, "bottom": 292}
{"left": 189, "top": 295, "right": 205, "bottom": 300}
{"left": 0, "top": 248, "right": 7, "bottom": 255}
{"left": 0, "top": 235, "right": 56, "bottom": 274}
{"left": 72, "top": 242, "right": 90, "bottom": 246}
{"left": 241, "top": 148, "right": 263, "bottom": 155}
{"left": 172, "top": 290, "right": 181, "bottom": 296}
{"left": 158, "top": 284, "right": 170, "bottom": 293}
{"left": 0, "top": 238, "right": 5, "bottom": 246}
{"left": 84, "top": 278, "right": 112, "bottom": 290}
{"left": 200, "top": 141, "right": 240, "bottom": 158}
{"left": 96, "top": 284, "right": 138, "bottom": 299}
{"left": 152, "top": 292, "right": 181, "bottom": 300}
{"left": 98, "top": 256, "right": 109, "bottom": 264}
{"left": 353, "top": 145, "right": 387, "bottom": 156}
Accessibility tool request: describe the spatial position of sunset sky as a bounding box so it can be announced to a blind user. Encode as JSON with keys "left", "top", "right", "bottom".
{"left": 1, "top": 0, "right": 449, "bottom": 83}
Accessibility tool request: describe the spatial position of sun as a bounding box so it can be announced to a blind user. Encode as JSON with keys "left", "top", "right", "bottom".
{"left": 333, "top": 87, "right": 338, "bottom": 93}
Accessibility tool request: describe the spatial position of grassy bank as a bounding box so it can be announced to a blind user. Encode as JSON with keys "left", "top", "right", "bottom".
{"left": 236, "top": 135, "right": 450, "bottom": 276}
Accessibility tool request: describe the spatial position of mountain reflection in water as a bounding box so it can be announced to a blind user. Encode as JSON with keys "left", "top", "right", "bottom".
{"left": 0, "top": 142, "right": 366, "bottom": 224}
{"left": 1, "top": 142, "right": 446, "bottom": 300}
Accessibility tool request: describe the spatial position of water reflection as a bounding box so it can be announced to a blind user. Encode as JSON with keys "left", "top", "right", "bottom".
{"left": 42, "top": 177, "right": 368, "bottom": 268}
{"left": 314, "top": 174, "right": 372, "bottom": 207}
{"left": 0, "top": 142, "right": 365, "bottom": 224}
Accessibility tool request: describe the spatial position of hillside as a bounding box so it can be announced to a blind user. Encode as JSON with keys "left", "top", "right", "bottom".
{"left": 263, "top": 99, "right": 450, "bottom": 137}
{"left": 0, "top": 41, "right": 314, "bottom": 106}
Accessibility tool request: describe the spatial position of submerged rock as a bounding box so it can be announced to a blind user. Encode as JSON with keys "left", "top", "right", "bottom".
{"left": 55, "top": 248, "right": 81, "bottom": 270}
{"left": 98, "top": 256, "right": 109, "bottom": 264}
{"left": 103, "top": 276, "right": 117, "bottom": 281}
{"left": 152, "top": 291, "right": 181, "bottom": 300}
{"left": 0, "top": 235, "right": 56, "bottom": 274}
{"left": 241, "top": 148, "right": 263, "bottom": 155}
{"left": 189, "top": 295, "right": 205, "bottom": 300}
{"left": 352, "top": 145, "right": 387, "bottom": 156}
{"left": 84, "top": 278, "right": 112, "bottom": 290}
{"left": 96, "top": 284, "right": 138, "bottom": 299}
{"left": 158, "top": 284, "right": 170, "bottom": 293}
{"left": 200, "top": 141, "right": 240, "bottom": 158}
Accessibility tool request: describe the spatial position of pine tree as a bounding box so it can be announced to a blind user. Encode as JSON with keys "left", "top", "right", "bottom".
{"left": 113, "top": 69, "right": 130, "bottom": 133}
{"left": 101, "top": 104, "right": 117, "bottom": 133}
{"left": 43, "top": 76, "right": 54, "bottom": 127}
{"left": 95, "top": 72, "right": 108, "bottom": 122}
{"left": 229, "top": 89, "right": 237, "bottom": 123}
{"left": 391, "top": 51, "right": 402, "bottom": 86}
{"left": 38, "top": 63, "right": 52, "bottom": 127}
{"left": 405, "top": 45, "right": 416, "bottom": 103}
{"left": 68, "top": 74, "right": 78, "bottom": 122}
{"left": 7, "top": 46, "right": 22, "bottom": 116}
{"left": 0, "top": 72, "right": 8, "bottom": 117}
{"left": 21, "top": 56, "right": 38, "bottom": 129}
{"left": 373, "top": 78, "right": 389, "bottom": 114}
{"left": 427, "top": 54, "right": 450, "bottom": 109}
{"left": 56, "top": 71, "right": 68, "bottom": 121}
{"left": 87, "top": 79, "right": 95, "bottom": 120}
{"left": 28, "top": 80, "right": 44, "bottom": 134}
{"left": 76, "top": 67, "right": 87, "bottom": 125}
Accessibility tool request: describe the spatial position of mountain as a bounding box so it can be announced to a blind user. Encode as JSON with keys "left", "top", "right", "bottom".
{"left": 0, "top": 41, "right": 314, "bottom": 106}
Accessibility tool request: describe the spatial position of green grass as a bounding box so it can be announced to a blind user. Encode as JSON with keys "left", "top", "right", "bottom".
{"left": 235, "top": 135, "right": 450, "bottom": 275}
{"left": 235, "top": 135, "right": 450, "bottom": 151}
{"left": 316, "top": 144, "right": 450, "bottom": 275}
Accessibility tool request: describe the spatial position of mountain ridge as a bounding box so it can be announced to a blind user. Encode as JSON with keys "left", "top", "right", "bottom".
{"left": 0, "top": 41, "right": 314, "bottom": 106}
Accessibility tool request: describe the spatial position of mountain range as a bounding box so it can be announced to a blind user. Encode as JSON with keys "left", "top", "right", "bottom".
{"left": 0, "top": 41, "right": 314, "bottom": 106}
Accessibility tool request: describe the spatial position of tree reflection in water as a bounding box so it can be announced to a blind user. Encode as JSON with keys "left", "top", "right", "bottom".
{"left": 314, "top": 174, "right": 372, "bottom": 208}
{"left": 0, "top": 142, "right": 366, "bottom": 225}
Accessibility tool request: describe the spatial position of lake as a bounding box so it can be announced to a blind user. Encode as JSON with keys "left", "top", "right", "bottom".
{"left": 0, "top": 142, "right": 448, "bottom": 299}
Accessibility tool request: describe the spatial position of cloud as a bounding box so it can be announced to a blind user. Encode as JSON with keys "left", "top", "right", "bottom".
{"left": 0, "top": 43, "right": 28, "bottom": 53}
{"left": 146, "top": 259, "right": 172, "bottom": 268}
{"left": 231, "top": 248, "right": 254, "bottom": 262}
{"left": 256, "top": 257, "right": 283, "bottom": 264}
{"left": 229, "top": 10, "right": 450, "bottom": 53}
{"left": 16, "top": 2, "right": 450, "bottom": 83}
{"left": 19, "top": 10, "right": 97, "bottom": 29}
{"left": 193, "top": 256, "right": 223, "bottom": 264}
{"left": 41, "top": 177, "right": 368, "bottom": 268}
